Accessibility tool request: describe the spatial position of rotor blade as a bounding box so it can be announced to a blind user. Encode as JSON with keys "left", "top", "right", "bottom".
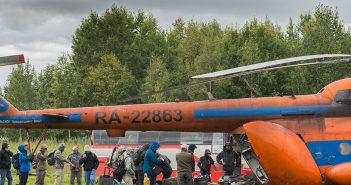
{"left": 120, "top": 58, "right": 351, "bottom": 103}
{"left": 0, "top": 54, "right": 25, "bottom": 66}
{"left": 192, "top": 54, "right": 351, "bottom": 79}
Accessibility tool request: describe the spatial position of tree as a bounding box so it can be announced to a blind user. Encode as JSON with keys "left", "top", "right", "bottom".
{"left": 81, "top": 53, "right": 136, "bottom": 106}
{"left": 4, "top": 61, "right": 39, "bottom": 110}
{"left": 37, "top": 65, "right": 56, "bottom": 109}
{"left": 141, "top": 57, "right": 173, "bottom": 103}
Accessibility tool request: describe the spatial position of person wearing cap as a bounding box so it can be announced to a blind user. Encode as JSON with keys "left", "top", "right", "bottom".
{"left": 35, "top": 144, "right": 48, "bottom": 185}
{"left": 0, "top": 143, "right": 12, "bottom": 185}
{"left": 123, "top": 148, "right": 135, "bottom": 185}
{"left": 176, "top": 144, "right": 195, "bottom": 185}
{"left": 79, "top": 145, "right": 99, "bottom": 185}
{"left": 143, "top": 141, "right": 162, "bottom": 185}
{"left": 197, "top": 149, "right": 215, "bottom": 181}
{"left": 216, "top": 142, "right": 241, "bottom": 180}
{"left": 18, "top": 143, "right": 31, "bottom": 185}
{"left": 68, "top": 146, "right": 82, "bottom": 185}
{"left": 54, "top": 143, "right": 73, "bottom": 185}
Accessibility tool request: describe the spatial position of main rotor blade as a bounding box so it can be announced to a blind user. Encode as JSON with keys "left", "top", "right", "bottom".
{"left": 192, "top": 54, "right": 351, "bottom": 79}
{"left": 0, "top": 54, "right": 25, "bottom": 66}
{"left": 120, "top": 58, "right": 351, "bottom": 103}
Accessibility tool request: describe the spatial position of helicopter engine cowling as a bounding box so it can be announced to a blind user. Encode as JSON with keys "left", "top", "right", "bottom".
{"left": 243, "top": 121, "right": 322, "bottom": 185}
{"left": 326, "top": 162, "right": 351, "bottom": 185}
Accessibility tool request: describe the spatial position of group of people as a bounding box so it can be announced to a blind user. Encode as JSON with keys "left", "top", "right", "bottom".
{"left": 0, "top": 141, "right": 241, "bottom": 185}
{"left": 109, "top": 141, "right": 241, "bottom": 185}
{"left": 0, "top": 142, "right": 99, "bottom": 185}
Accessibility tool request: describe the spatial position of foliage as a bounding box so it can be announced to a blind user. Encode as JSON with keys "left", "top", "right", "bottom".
{"left": 2, "top": 4, "right": 351, "bottom": 141}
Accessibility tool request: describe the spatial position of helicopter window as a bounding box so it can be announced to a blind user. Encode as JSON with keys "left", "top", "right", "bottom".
{"left": 339, "top": 142, "right": 351, "bottom": 156}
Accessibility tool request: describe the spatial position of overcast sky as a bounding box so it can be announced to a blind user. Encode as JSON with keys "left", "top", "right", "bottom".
{"left": 0, "top": 0, "right": 350, "bottom": 88}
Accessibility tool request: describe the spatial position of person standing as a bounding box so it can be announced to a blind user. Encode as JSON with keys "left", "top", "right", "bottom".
{"left": 0, "top": 143, "right": 12, "bottom": 185}
{"left": 35, "top": 144, "right": 48, "bottom": 185}
{"left": 143, "top": 142, "right": 162, "bottom": 185}
{"left": 123, "top": 148, "right": 135, "bottom": 185}
{"left": 188, "top": 144, "right": 197, "bottom": 155}
{"left": 156, "top": 153, "right": 172, "bottom": 179}
{"left": 79, "top": 145, "right": 99, "bottom": 185}
{"left": 68, "top": 146, "right": 82, "bottom": 185}
{"left": 133, "top": 144, "right": 149, "bottom": 185}
{"left": 176, "top": 144, "right": 195, "bottom": 185}
{"left": 18, "top": 144, "right": 31, "bottom": 185}
{"left": 111, "top": 145, "right": 126, "bottom": 182}
{"left": 216, "top": 142, "right": 241, "bottom": 181}
{"left": 54, "top": 143, "right": 73, "bottom": 185}
{"left": 188, "top": 144, "right": 196, "bottom": 174}
{"left": 197, "top": 149, "right": 215, "bottom": 180}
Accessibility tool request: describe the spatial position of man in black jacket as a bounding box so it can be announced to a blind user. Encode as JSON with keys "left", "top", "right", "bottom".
{"left": 216, "top": 142, "right": 241, "bottom": 180}
{"left": 0, "top": 143, "right": 13, "bottom": 185}
{"left": 197, "top": 149, "right": 215, "bottom": 180}
{"left": 79, "top": 145, "right": 99, "bottom": 185}
{"left": 156, "top": 153, "right": 172, "bottom": 179}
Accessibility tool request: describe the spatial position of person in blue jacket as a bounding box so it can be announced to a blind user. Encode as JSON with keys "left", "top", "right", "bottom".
{"left": 143, "top": 141, "right": 163, "bottom": 185}
{"left": 18, "top": 144, "right": 31, "bottom": 185}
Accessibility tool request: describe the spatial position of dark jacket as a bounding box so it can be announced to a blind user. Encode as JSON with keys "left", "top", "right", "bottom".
{"left": 159, "top": 154, "right": 172, "bottom": 179}
{"left": 0, "top": 144, "right": 12, "bottom": 169}
{"left": 79, "top": 151, "right": 99, "bottom": 171}
{"left": 143, "top": 142, "right": 161, "bottom": 175}
{"left": 176, "top": 151, "right": 195, "bottom": 173}
{"left": 216, "top": 146, "right": 240, "bottom": 173}
{"left": 198, "top": 156, "right": 214, "bottom": 175}
{"left": 134, "top": 144, "right": 149, "bottom": 171}
{"left": 18, "top": 144, "right": 30, "bottom": 173}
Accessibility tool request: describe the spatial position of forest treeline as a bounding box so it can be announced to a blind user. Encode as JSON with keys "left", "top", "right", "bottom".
{"left": 1, "top": 4, "right": 351, "bottom": 140}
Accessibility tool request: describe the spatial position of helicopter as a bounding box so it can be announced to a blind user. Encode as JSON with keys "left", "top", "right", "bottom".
{"left": 1, "top": 53, "right": 351, "bottom": 184}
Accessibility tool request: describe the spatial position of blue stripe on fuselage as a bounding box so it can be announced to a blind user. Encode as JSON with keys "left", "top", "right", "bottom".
{"left": 307, "top": 140, "right": 351, "bottom": 166}
{"left": 193, "top": 105, "right": 329, "bottom": 119}
{"left": 0, "top": 114, "right": 81, "bottom": 124}
{"left": 0, "top": 98, "right": 9, "bottom": 112}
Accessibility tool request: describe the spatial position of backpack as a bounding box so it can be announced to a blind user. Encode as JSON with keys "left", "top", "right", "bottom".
{"left": 47, "top": 151, "right": 55, "bottom": 166}
{"left": 114, "top": 158, "right": 126, "bottom": 182}
{"left": 12, "top": 152, "right": 20, "bottom": 170}
{"left": 133, "top": 149, "right": 142, "bottom": 165}
{"left": 31, "top": 155, "right": 38, "bottom": 169}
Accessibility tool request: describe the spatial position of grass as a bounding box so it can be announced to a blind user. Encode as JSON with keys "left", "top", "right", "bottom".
{"left": 3, "top": 138, "right": 91, "bottom": 184}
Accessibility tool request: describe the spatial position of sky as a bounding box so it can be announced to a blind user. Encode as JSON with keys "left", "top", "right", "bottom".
{"left": 0, "top": 0, "right": 351, "bottom": 88}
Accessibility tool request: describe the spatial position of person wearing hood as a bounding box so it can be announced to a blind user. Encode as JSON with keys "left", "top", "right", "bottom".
{"left": 18, "top": 144, "right": 31, "bottom": 185}
{"left": 143, "top": 141, "right": 162, "bottom": 185}
{"left": 123, "top": 148, "right": 135, "bottom": 185}
{"left": 134, "top": 144, "right": 149, "bottom": 185}
{"left": 35, "top": 144, "right": 48, "bottom": 185}
{"left": 68, "top": 146, "right": 82, "bottom": 185}
{"left": 54, "top": 143, "right": 73, "bottom": 185}
{"left": 111, "top": 145, "right": 126, "bottom": 182}
{"left": 197, "top": 149, "right": 215, "bottom": 181}
{"left": 176, "top": 144, "right": 195, "bottom": 185}
{"left": 216, "top": 142, "right": 241, "bottom": 180}
{"left": 0, "top": 143, "right": 12, "bottom": 185}
{"left": 79, "top": 145, "right": 99, "bottom": 185}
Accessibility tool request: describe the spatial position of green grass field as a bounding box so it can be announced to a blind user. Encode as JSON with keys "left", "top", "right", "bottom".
{"left": 3, "top": 138, "right": 91, "bottom": 184}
